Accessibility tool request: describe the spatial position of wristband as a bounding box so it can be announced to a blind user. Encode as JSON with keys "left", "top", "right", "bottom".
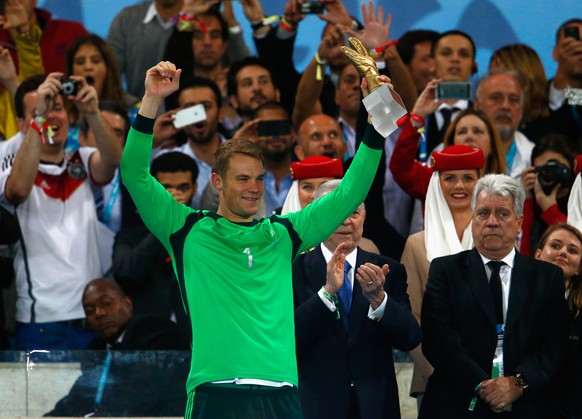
{"left": 314, "top": 51, "right": 327, "bottom": 81}
{"left": 30, "top": 115, "right": 54, "bottom": 144}
{"left": 279, "top": 17, "right": 296, "bottom": 33}
{"left": 409, "top": 112, "right": 425, "bottom": 126}
{"left": 251, "top": 20, "right": 265, "bottom": 31}
{"left": 321, "top": 287, "right": 340, "bottom": 320}
{"left": 372, "top": 39, "right": 399, "bottom": 53}
{"left": 228, "top": 25, "right": 242, "bottom": 35}
{"left": 176, "top": 13, "right": 206, "bottom": 33}
{"left": 252, "top": 15, "right": 280, "bottom": 31}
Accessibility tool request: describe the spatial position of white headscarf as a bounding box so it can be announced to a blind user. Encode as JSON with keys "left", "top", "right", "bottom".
{"left": 425, "top": 171, "right": 474, "bottom": 262}
{"left": 568, "top": 173, "right": 582, "bottom": 232}
{"left": 281, "top": 180, "right": 301, "bottom": 215}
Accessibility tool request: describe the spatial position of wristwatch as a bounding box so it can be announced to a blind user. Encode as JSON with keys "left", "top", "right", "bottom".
{"left": 514, "top": 372, "right": 529, "bottom": 394}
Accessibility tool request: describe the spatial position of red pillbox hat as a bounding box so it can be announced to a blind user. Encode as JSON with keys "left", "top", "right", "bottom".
{"left": 290, "top": 156, "right": 344, "bottom": 180}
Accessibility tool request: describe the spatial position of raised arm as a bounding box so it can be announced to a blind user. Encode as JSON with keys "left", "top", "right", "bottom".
{"left": 221, "top": 1, "right": 250, "bottom": 62}
{"left": 70, "top": 76, "right": 122, "bottom": 185}
{"left": 291, "top": 24, "right": 341, "bottom": 129}
{"left": 390, "top": 79, "right": 443, "bottom": 200}
{"left": 4, "top": 73, "right": 60, "bottom": 204}
{"left": 0, "top": 47, "right": 18, "bottom": 99}
{"left": 121, "top": 62, "right": 194, "bottom": 247}
{"left": 346, "top": 1, "right": 417, "bottom": 111}
{"left": 289, "top": 76, "right": 388, "bottom": 252}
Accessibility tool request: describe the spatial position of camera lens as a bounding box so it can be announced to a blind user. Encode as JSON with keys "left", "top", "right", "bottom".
{"left": 537, "top": 166, "right": 555, "bottom": 184}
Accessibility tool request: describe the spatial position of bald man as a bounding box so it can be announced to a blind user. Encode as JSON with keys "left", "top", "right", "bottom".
{"left": 295, "top": 114, "right": 347, "bottom": 160}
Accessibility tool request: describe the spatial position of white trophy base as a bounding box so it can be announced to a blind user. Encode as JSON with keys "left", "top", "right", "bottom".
{"left": 362, "top": 84, "right": 407, "bottom": 137}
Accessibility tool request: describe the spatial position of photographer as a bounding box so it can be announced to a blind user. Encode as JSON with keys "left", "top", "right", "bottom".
{"left": 520, "top": 134, "right": 576, "bottom": 256}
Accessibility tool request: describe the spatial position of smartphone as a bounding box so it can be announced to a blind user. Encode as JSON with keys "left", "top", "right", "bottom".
{"left": 0, "top": 0, "right": 5, "bottom": 15}
{"left": 258, "top": 120, "right": 291, "bottom": 137}
{"left": 435, "top": 82, "right": 471, "bottom": 101}
{"left": 173, "top": 104, "right": 207, "bottom": 129}
{"left": 300, "top": 1, "right": 324, "bottom": 14}
{"left": 564, "top": 26, "right": 580, "bottom": 41}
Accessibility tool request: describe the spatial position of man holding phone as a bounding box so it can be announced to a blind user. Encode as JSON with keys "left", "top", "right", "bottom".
{"left": 200, "top": 101, "right": 294, "bottom": 216}
{"left": 253, "top": 102, "right": 295, "bottom": 215}
{"left": 550, "top": 19, "right": 582, "bottom": 150}
{"left": 423, "top": 30, "right": 477, "bottom": 156}
{"left": 154, "top": 77, "right": 225, "bottom": 209}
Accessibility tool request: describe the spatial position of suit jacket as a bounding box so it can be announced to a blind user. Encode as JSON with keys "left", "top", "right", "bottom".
{"left": 293, "top": 246, "right": 421, "bottom": 419}
{"left": 420, "top": 249, "right": 569, "bottom": 419}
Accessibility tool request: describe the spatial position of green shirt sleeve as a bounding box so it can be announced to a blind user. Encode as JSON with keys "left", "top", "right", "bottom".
{"left": 120, "top": 115, "right": 194, "bottom": 253}
{"left": 287, "top": 123, "right": 384, "bottom": 255}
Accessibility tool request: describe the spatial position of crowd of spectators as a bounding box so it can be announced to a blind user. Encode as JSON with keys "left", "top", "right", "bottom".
{"left": 0, "top": 0, "right": 580, "bottom": 417}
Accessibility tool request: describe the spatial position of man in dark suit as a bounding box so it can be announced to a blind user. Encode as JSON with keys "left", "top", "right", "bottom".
{"left": 420, "top": 174, "right": 569, "bottom": 418}
{"left": 293, "top": 179, "right": 421, "bottom": 419}
{"left": 45, "top": 279, "right": 190, "bottom": 417}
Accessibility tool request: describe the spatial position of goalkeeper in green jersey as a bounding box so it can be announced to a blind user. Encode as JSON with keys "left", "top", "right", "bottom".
{"left": 121, "top": 55, "right": 394, "bottom": 418}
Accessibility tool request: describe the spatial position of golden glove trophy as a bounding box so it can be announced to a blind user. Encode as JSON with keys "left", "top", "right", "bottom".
{"left": 341, "top": 37, "right": 407, "bottom": 137}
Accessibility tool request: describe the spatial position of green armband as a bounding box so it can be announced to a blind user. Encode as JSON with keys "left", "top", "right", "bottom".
{"left": 321, "top": 287, "right": 340, "bottom": 320}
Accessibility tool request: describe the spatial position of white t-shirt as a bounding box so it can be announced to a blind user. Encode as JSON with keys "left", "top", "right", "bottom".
{"left": 0, "top": 139, "right": 102, "bottom": 323}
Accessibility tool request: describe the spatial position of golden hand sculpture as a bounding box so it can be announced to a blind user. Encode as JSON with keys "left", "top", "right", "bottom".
{"left": 340, "top": 36, "right": 382, "bottom": 93}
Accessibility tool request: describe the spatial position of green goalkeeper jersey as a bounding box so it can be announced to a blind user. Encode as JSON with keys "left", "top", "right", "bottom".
{"left": 121, "top": 115, "right": 383, "bottom": 394}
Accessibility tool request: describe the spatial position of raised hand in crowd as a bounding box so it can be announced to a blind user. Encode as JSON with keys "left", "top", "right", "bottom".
{"left": 181, "top": 0, "right": 218, "bottom": 17}
{"left": 553, "top": 26, "right": 582, "bottom": 86}
{"left": 345, "top": 1, "right": 391, "bottom": 51}
{"left": 67, "top": 76, "right": 100, "bottom": 115}
{"left": 240, "top": 0, "right": 268, "bottom": 35}
{"left": 410, "top": 78, "right": 444, "bottom": 119}
{"left": 220, "top": 0, "right": 238, "bottom": 28}
{"left": 344, "top": 1, "right": 418, "bottom": 110}
{"left": 1, "top": 0, "right": 30, "bottom": 32}
{"left": 316, "top": 22, "right": 343, "bottom": 65}
{"left": 0, "top": 46, "right": 18, "bottom": 97}
{"left": 34, "top": 72, "right": 63, "bottom": 117}
{"left": 153, "top": 108, "right": 180, "bottom": 149}
{"left": 316, "top": 0, "right": 352, "bottom": 27}
{"left": 231, "top": 117, "right": 260, "bottom": 141}
{"left": 282, "top": 0, "right": 305, "bottom": 28}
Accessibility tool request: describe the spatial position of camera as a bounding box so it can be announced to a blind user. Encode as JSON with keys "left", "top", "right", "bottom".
{"left": 59, "top": 79, "right": 78, "bottom": 96}
{"left": 300, "top": 1, "right": 324, "bottom": 14}
{"left": 535, "top": 159, "right": 573, "bottom": 195}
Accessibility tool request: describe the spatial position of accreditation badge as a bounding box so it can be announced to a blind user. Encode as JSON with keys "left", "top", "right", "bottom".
{"left": 492, "top": 323, "right": 505, "bottom": 378}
